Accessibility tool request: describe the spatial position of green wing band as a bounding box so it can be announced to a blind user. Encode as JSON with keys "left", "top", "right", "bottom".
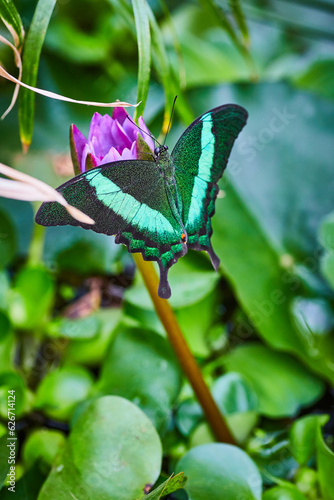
{"left": 172, "top": 104, "right": 248, "bottom": 269}
{"left": 35, "top": 160, "right": 187, "bottom": 299}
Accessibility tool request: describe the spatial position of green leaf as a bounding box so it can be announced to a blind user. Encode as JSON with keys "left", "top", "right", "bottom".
{"left": 38, "top": 396, "right": 162, "bottom": 500}
{"left": 247, "top": 429, "right": 298, "bottom": 483}
{"left": 176, "top": 443, "right": 262, "bottom": 500}
{"left": 47, "top": 315, "right": 101, "bottom": 340}
{"left": 35, "top": 365, "right": 94, "bottom": 421}
{"left": 290, "top": 414, "right": 328, "bottom": 466}
{"left": 8, "top": 266, "right": 54, "bottom": 330}
{"left": 44, "top": 225, "right": 122, "bottom": 276}
{"left": 0, "top": 208, "right": 16, "bottom": 269}
{"left": 212, "top": 372, "right": 258, "bottom": 442}
{"left": 132, "top": 0, "right": 151, "bottom": 119}
{"left": 0, "top": 371, "right": 27, "bottom": 417}
{"left": 64, "top": 308, "right": 121, "bottom": 366}
{"left": 0, "top": 0, "right": 24, "bottom": 49}
{"left": 125, "top": 252, "right": 220, "bottom": 357}
{"left": 0, "top": 312, "right": 11, "bottom": 343}
{"left": 317, "top": 418, "right": 334, "bottom": 500}
{"left": 45, "top": 17, "right": 110, "bottom": 64}
{"left": 229, "top": 0, "right": 250, "bottom": 47}
{"left": 319, "top": 210, "right": 334, "bottom": 289}
{"left": 97, "top": 326, "right": 182, "bottom": 431}
{"left": 22, "top": 429, "right": 66, "bottom": 472}
{"left": 0, "top": 462, "right": 45, "bottom": 500}
{"left": 0, "top": 199, "right": 34, "bottom": 257}
{"left": 176, "top": 399, "right": 203, "bottom": 437}
{"left": 142, "top": 472, "right": 187, "bottom": 499}
{"left": 263, "top": 486, "right": 308, "bottom": 500}
{"left": 19, "top": 0, "right": 57, "bottom": 150}
{"left": 0, "top": 434, "right": 10, "bottom": 489}
{"left": 208, "top": 82, "right": 334, "bottom": 383}
{"left": 292, "top": 59, "right": 334, "bottom": 102}
{"left": 0, "top": 271, "right": 9, "bottom": 310}
{"left": 126, "top": 253, "right": 219, "bottom": 310}
{"left": 221, "top": 343, "right": 324, "bottom": 417}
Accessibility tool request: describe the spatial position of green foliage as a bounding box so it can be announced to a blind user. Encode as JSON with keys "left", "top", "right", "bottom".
{"left": 38, "top": 396, "right": 162, "bottom": 500}
{"left": 263, "top": 486, "right": 308, "bottom": 500}
{"left": 18, "top": 0, "right": 57, "bottom": 148}
{"left": 0, "top": 0, "right": 24, "bottom": 49}
{"left": 97, "top": 325, "right": 182, "bottom": 431}
{"left": 176, "top": 443, "right": 262, "bottom": 499}
{"left": 290, "top": 414, "right": 328, "bottom": 466}
{"left": 0, "top": 0, "right": 334, "bottom": 497}
{"left": 35, "top": 365, "right": 94, "bottom": 420}
{"left": 317, "top": 419, "right": 334, "bottom": 500}
{"left": 141, "top": 472, "right": 187, "bottom": 499}
{"left": 221, "top": 343, "right": 325, "bottom": 417}
{"left": 0, "top": 209, "right": 16, "bottom": 269}
{"left": 8, "top": 266, "right": 54, "bottom": 329}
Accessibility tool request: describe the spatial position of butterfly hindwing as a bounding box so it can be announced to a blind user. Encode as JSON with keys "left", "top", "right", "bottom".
{"left": 172, "top": 104, "right": 248, "bottom": 267}
{"left": 36, "top": 160, "right": 187, "bottom": 298}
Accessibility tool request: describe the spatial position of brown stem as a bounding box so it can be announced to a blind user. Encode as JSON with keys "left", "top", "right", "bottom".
{"left": 133, "top": 254, "right": 236, "bottom": 444}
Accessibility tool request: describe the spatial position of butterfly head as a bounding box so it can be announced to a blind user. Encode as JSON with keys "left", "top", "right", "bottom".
{"left": 154, "top": 145, "right": 169, "bottom": 158}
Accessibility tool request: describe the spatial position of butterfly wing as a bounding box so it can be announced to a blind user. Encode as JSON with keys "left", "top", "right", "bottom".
{"left": 172, "top": 104, "right": 248, "bottom": 268}
{"left": 35, "top": 160, "right": 187, "bottom": 298}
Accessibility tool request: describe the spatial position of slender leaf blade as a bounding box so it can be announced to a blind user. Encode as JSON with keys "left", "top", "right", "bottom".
{"left": 18, "top": 0, "right": 57, "bottom": 151}
{"left": 0, "top": 0, "right": 24, "bottom": 48}
{"left": 132, "top": 0, "right": 151, "bottom": 120}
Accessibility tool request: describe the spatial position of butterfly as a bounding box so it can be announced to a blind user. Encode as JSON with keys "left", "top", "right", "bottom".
{"left": 36, "top": 104, "right": 248, "bottom": 299}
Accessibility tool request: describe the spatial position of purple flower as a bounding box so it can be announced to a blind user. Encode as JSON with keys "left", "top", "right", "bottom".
{"left": 70, "top": 108, "right": 155, "bottom": 174}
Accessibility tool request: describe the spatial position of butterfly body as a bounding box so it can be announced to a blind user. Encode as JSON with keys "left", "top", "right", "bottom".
{"left": 36, "top": 104, "right": 248, "bottom": 298}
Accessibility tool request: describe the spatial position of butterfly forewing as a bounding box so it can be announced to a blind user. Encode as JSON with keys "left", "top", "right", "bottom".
{"left": 172, "top": 104, "right": 248, "bottom": 268}
{"left": 36, "top": 160, "right": 187, "bottom": 298}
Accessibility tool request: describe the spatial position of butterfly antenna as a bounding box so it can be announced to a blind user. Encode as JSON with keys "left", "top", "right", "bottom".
{"left": 163, "top": 96, "right": 177, "bottom": 146}
{"left": 126, "top": 115, "right": 160, "bottom": 146}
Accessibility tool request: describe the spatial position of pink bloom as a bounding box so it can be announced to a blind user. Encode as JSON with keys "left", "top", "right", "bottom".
{"left": 70, "top": 108, "right": 154, "bottom": 174}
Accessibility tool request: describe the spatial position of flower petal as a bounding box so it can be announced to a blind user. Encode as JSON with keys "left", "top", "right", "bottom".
{"left": 138, "top": 116, "right": 155, "bottom": 152}
{"left": 120, "top": 147, "right": 135, "bottom": 160}
{"left": 70, "top": 124, "right": 87, "bottom": 175}
{"left": 101, "top": 147, "right": 123, "bottom": 165}
{"left": 111, "top": 119, "right": 132, "bottom": 152}
{"left": 112, "top": 107, "right": 128, "bottom": 126}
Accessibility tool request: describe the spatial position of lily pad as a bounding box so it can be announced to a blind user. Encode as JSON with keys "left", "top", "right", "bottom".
{"left": 38, "top": 396, "right": 162, "bottom": 500}
{"left": 176, "top": 443, "right": 262, "bottom": 500}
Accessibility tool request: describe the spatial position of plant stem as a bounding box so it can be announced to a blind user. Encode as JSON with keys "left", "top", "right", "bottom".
{"left": 28, "top": 202, "right": 46, "bottom": 265}
{"left": 133, "top": 253, "right": 236, "bottom": 444}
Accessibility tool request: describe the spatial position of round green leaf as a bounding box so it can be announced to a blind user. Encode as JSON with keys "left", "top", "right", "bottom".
{"left": 35, "top": 365, "right": 94, "bottom": 421}
{"left": 8, "top": 266, "right": 54, "bottom": 329}
{"left": 221, "top": 343, "right": 325, "bottom": 417}
{"left": 176, "top": 443, "right": 262, "bottom": 500}
{"left": 98, "top": 326, "right": 182, "bottom": 430}
{"left": 47, "top": 315, "right": 100, "bottom": 340}
{"left": 0, "top": 372, "right": 27, "bottom": 417}
{"left": 22, "top": 429, "right": 66, "bottom": 472}
{"left": 0, "top": 209, "right": 16, "bottom": 268}
{"left": 289, "top": 414, "right": 328, "bottom": 466}
{"left": 38, "top": 396, "right": 162, "bottom": 500}
{"left": 64, "top": 308, "right": 121, "bottom": 365}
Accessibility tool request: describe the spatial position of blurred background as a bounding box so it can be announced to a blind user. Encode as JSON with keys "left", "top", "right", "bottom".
{"left": 0, "top": 0, "right": 334, "bottom": 498}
